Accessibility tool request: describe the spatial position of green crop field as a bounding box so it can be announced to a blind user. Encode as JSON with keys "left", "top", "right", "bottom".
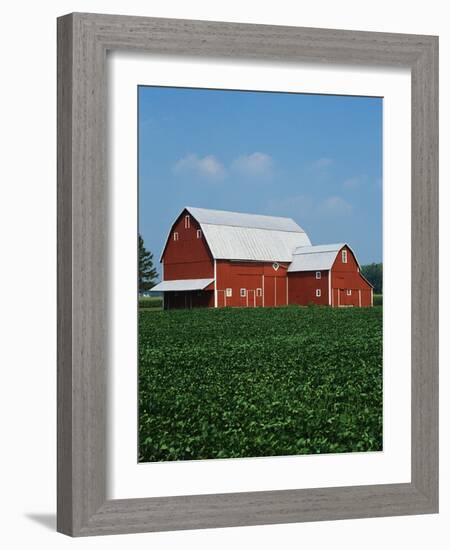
{"left": 139, "top": 305, "right": 383, "bottom": 462}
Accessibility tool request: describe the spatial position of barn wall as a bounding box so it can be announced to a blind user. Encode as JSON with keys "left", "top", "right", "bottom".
{"left": 332, "top": 287, "right": 372, "bottom": 307}
{"left": 216, "top": 260, "right": 288, "bottom": 307}
{"left": 288, "top": 270, "right": 329, "bottom": 305}
{"left": 162, "top": 210, "right": 214, "bottom": 280}
{"left": 331, "top": 245, "right": 373, "bottom": 307}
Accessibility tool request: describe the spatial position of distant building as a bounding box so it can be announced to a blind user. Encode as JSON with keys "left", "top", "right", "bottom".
{"left": 150, "top": 206, "right": 373, "bottom": 309}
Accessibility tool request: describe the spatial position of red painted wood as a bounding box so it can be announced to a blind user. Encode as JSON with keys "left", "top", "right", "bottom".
{"left": 288, "top": 270, "right": 329, "bottom": 305}
{"left": 216, "top": 260, "right": 288, "bottom": 308}
{"left": 330, "top": 245, "right": 373, "bottom": 307}
{"left": 162, "top": 209, "right": 214, "bottom": 281}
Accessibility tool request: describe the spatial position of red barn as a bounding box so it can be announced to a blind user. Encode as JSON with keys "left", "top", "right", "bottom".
{"left": 151, "top": 206, "right": 373, "bottom": 309}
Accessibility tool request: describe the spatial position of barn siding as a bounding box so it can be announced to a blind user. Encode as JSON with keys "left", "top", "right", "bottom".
{"left": 287, "top": 271, "right": 329, "bottom": 306}
{"left": 163, "top": 211, "right": 214, "bottom": 281}
{"left": 216, "top": 260, "right": 288, "bottom": 308}
{"left": 330, "top": 246, "right": 373, "bottom": 307}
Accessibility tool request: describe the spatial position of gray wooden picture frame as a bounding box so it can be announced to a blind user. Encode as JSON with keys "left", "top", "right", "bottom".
{"left": 57, "top": 12, "right": 438, "bottom": 537}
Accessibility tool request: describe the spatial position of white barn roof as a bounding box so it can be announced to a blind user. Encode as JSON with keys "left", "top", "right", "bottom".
{"left": 184, "top": 206, "right": 311, "bottom": 262}
{"left": 186, "top": 206, "right": 304, "bottom": 232}
{"left": 150, "top": 278, "right": 214, "bottom": 292}
{"left": 288, "top": 243, "right": 355, "bottom": 272}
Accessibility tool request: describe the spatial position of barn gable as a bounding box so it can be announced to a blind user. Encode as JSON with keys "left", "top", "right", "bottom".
{"left": 161, "top": 209, "right": 215, "bottom": 281}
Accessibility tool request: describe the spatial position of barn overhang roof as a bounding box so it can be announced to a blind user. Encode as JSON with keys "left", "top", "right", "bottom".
{"left": 150, "top": 278, "right": 214, "bottom": 292}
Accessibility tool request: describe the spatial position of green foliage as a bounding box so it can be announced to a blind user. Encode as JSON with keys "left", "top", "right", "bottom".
{"left": 139, "top": 307, "right": 383, "bottom": 462}
{"left": 139, "top": 234, "right": 158, "bottom": 292}
{"left": 139, "top": 296, "right": 163, "bottom": 309}
{"left": 361, "top": 263, "right": 382, "bottom": 294}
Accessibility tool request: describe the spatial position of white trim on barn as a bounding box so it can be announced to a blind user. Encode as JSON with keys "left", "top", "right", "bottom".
{"left": 328, "top": 269, "right": 332, "bottom": 306}
{"left": 214, "top": 259, "right": 217, "bottom": 308}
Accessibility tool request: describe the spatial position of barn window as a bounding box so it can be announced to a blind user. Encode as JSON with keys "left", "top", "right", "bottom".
{"left": 342, "top": 249, "right": 348, "bottom": 263}
{"left": 346, "top": 289, "right": 352, "bottom": 296}
{"left": 272, "top": 262, "right": 279, "bottom": 271}
{"left": 226, "top": 288, "right": 232, "bottom": 298}
{"left": 316, "top": 271, "right": 321, "bottom": 279}
{"left": 240, "top": 288, "right": 246, "bottom": 297}
{"left": 173, "top": 232, "right": 179, "bottom": 241}
{"left": 185, "top": 215, "right": 190, "bottom": 229}
{"left": 197, "top": 229, "right": 202, "bottom": 239}
{"left": 316, "top": 289, "right": 321, "bottom": 297}
{"left": 256, "top": 288, "right": 262, "bottom": 297}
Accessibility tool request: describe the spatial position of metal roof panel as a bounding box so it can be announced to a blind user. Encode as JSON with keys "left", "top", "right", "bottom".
{"left": 186, "top": 206, "right": 305, "bottom": 233}
{"left": 201, "top": 224, "right": 311, "bottom": 261}
{"left": 150, "top": 278, "right": 214, "bottom": 292}
{"left": 288, "top": 244, "right": 345, "bottom": 272}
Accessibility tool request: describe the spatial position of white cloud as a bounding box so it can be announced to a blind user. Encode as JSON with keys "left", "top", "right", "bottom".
{"left": 311, "top": 157, "right": 333, "bottom": 169}
{"left": 231, "top": 152, "right": 273, "bottom": 177}
{"left": 342, "top": 175, "right": 368, "bottom": 189}
{"left": 318, "top": 196, "right": 353, "bottom": 216}
{"left": 267, "top": 194, "right": 352, "bottom": 221}
{"left": 173, "top": 154, "right": 225, "bottom": 180}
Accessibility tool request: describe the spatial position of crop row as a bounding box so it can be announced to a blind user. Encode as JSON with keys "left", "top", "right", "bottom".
{"left": 139, "top": 306, "right": 383, "bottom": 462}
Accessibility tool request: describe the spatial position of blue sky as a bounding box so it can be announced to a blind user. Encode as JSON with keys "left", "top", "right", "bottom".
{"left": 139, "top": 86, "right": 382, "bottom": 276}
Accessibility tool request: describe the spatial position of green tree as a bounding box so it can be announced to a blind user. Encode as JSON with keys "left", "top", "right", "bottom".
{"left": 361, "top": 263, "right": 382, "bottom": 294}
{"left": 139, "top": 234, "right": 158, "bottom": 293}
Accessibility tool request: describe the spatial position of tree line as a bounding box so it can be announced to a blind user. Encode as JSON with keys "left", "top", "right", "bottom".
{"left": 139, "top": 234, "right": 158, "bottom": 293}
{"left": 361, "top": 263, "right": 382, "bottom": 294}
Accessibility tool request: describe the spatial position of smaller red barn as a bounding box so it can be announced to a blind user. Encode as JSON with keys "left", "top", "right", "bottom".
{"left": 287, "top": 243, "right": 373, "bottom": 307}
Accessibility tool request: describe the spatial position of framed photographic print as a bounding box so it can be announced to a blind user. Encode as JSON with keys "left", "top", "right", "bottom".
{"left": 57, "top": 13, "right": 438, "bottom": 536}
